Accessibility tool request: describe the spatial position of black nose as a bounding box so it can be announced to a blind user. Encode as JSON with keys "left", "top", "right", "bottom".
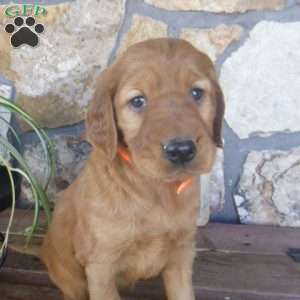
{"left": 163, "top": 139, "right": 197, "bottom": 164}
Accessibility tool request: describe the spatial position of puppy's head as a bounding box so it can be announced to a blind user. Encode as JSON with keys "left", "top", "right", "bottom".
{"left": 87, "top": 38, "right": 224, "bottom": 181}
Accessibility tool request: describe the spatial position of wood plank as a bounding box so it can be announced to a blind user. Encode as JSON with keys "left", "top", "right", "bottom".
{"left": 196, "top": 223, "right": 300, "bottom": 255}
{"left": 4, "top": 244, "right": 44, "bottom": 270}
{"left": 1, "top": 248, "right": 300, "bottom": 299}
{"left": 2, "top": 209, "right": 300, "bottom": 256}
{"left": 0, "top": 268, "right": 54, "bottom": 287}
{"left": 0, "top": 283, "right": 146, "bottom": 300}
{"left": 6, "top": 223, "right": 300, "bottom": 258}
{"left": 0, "top": 209, "right": 47, "bottom": 234}
{"left": 194, "top": 252, "right": 300, "bottom": 298}
{"left": 1, "top": 209, "right": 300, "bottom": 299}
{"left": 0, "top": 283, "right": 61, "bottom": 300}
{"left": 122, "top": 278, "right": 300, "bottom": 300}
{"left": 2, "top": 280, "right": 299, "bottom": 300}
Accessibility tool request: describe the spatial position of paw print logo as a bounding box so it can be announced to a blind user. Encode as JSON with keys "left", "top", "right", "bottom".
{"left": 5, "top": 16, "right": 44, "bottom": 48}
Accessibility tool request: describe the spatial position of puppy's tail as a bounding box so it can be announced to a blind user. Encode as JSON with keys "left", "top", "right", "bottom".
{"left": 9, "top": 243, "right": 41, "bottom": 256}
{"left": 7, "top": 235, "right": 42, "bottom": 257}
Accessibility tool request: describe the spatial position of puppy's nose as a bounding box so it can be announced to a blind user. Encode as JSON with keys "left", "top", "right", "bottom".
{"left": 163, "top": 138, "right": 197, "bottom": 164}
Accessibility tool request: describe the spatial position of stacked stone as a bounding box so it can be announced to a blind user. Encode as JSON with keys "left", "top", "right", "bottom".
{"left": 0, "top": 0, "right": 299, "bottom": 226}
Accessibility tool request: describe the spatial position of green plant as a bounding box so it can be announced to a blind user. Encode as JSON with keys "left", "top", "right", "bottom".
{"left": 0, "top": 95, "right": 55, "bottom": 260}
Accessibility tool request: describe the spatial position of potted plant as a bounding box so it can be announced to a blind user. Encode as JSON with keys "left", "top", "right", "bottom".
{"left": 0, "top": 95, "right": 55, "bottom": 265}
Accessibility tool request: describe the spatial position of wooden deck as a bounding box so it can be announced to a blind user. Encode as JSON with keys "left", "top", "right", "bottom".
{"left": 1, "top": 209, "right": 300, "bottom": 300}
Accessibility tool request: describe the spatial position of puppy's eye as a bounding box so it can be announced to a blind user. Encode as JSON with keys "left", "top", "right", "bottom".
{"left": 191, "top": 87, "right": 204, "bottom": 102}
{"left": 129, "top": 95, "right": 146, "bottom": 110}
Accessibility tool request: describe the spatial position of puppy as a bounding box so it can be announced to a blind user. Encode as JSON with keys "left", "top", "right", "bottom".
{"left": 40, "top": 38, "right": 224, "bottom": 300}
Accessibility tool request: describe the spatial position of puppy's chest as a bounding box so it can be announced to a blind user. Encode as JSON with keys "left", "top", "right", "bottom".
{"left": 118, "top": 208, "right": 196, "bottom": 283}
{"left": 119, "top": 233, "right": 169, "bottom": 283}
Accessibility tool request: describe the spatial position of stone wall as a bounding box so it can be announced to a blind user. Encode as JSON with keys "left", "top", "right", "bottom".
{"left": 1, "top": 0, "right": 300, "bottom": 226}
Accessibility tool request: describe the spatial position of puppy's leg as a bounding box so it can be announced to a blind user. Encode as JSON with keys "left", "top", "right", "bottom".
{"left": 162, "top": 244, "right": 195, "bottom": 300}
{"left": 85, "top": 263, "right": 121, "bottom": 300}
{"left": 41, "top": 247, "right": 88, "bottom": 300}
{"left": 47, "top": 261, "right": 88, "bottom": 300}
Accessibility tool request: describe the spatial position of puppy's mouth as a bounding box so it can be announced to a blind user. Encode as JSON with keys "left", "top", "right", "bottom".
{"left": 163, "top": 170, "right": 197, "bottom": 183}
{"left": 133, "top": 157, "right": 202, "bottom": 182}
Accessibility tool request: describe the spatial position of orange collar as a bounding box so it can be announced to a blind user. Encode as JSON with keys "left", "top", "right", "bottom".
{"left": 117, "top": 146, "right": 132, "bottom": 164}
{"left": 117, "top": 147, "right": 194, "bottom": 195}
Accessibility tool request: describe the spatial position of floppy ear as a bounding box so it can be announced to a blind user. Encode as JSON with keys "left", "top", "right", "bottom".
{"left": 212, "top": 81, "right": 225, "bottom": 148}
{"left": 86, "top": 68, "right": 118, "bottom": 161}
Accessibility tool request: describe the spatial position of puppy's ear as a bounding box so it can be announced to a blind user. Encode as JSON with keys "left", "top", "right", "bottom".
{"left": 212, "top": 81, "right": 225, "bottom": 148}
{"left": 86, "top": 68, "right": 118, "bottom": 161}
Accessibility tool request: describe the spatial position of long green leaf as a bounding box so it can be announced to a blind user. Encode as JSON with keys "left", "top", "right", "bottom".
{"left": 0, "top": 96, "right": 56, "bottom": 191}
{"left": 0, "top": 115, "right": 21, "bottom": 146}
{"left": 0, "top": 136, "right": 51, "bottom": 228}
{"left": 0, "top": 158, "right": 15, "bottom": 256}
{"left": 10, "top": 167, "right": 40, "bottom": 243}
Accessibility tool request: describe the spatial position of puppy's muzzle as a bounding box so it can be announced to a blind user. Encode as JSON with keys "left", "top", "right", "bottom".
{"left": 163, "top": 138, "right": 197, "bottom": 164}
